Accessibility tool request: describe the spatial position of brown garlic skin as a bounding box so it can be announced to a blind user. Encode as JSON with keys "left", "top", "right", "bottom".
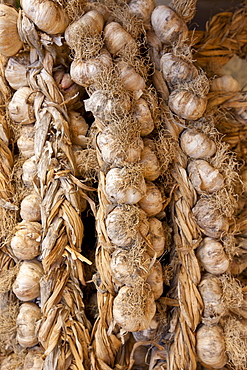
{"left": 187, "top": 160, "right": 225, "bottom": 194}
{"left": 151, "top": 5, "right": 188, "bottom": 45}
{"left": 11, "top": 221, "right": 42, "bottom": 260}
{"left": 20, "top": 192, "right": 41, "bottom": 222}
{"left": 196, "top": 237, "right": 229, "bottom": 275}
{"left": 104, "top": 22, "right": 137, "bottom": 55}
{"left": 13, "top": 260, "right": 43, "bottom": 301}
{"left": 168, "top": 90, "right": 207, "bottom": 120}
{"left": 0, "top": 5, "right": 23, "bottom": 56}
{"left": 180, "top": 129, "right": 217, "bottom": 159}
{"left": 16, "top": 302, "right": 41, "bottom": 348}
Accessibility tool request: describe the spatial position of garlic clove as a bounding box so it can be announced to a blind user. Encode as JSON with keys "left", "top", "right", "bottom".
{"left": 196, "top": 237, "right": 229, "bottom": 275}
{"left": 11, "top": 221, "right": 42, "bottom": 260}
{"left": 16, "top": 302, "right": 41, "bottom": 348}
{"left": 133, "top": 98, "right": 154, "bottom": 136}
{"left": 13, "top": 260, "right": 43, "bottom": 301}
{"left": 180, "top": 129, "right": 216, "bottom": 159}
{"left": 168, "top": 89, "right": 207, "bottom": 120}
{"left": 139, "top": 181, "right": 163, "bottom": 216}
{"left": 187, "top": 159, "right": 224, "bottom": 194}
{"left": 140, "top": 144, "right": 161, "bottom": 181}
{"left": 0, "top": 5, "right": 23, "bottom": 57}
{"left": 8, "top": 87, "right": 36, "bottom": 124}
{"left": 104, "top": 22, "right": 137, "bottom": 56}
{"left": 210, "top": 75, "right": 240, "bottom": 92}
{"left": 106, "top": 205, "right": 149, "bottom": 247}
{"left": 20, "top": 192, "right": 41, "bottom": 222}
{"left": 21, "top": 0, "right": 69, "bottom": 35}
{"left": 151, "top": 5, "right": 188, "bottom": 45}
{"left": 5, "top": 51, "right": 30, "bottom": 90}
{"left": 17, "top": 125, "right": 35, "bottom": 158}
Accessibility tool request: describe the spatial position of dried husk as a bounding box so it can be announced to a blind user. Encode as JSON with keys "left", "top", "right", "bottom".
{"left": 13, "top": 259, "right": 43, "bottom": 301}
{"left": 5, "top": 51, "right": 30, "bottom": 90}
{"left": 16, "top": 302, "right": 41, "bottom": 348}
{"left": 180, "top": 128, "right": 216, "bottom": 159}
{"left": 196, "top": 237, "right": 229, "bottom": 275}
{"left": 11, "top": 221, "right": 42, "bottom": 260}
{"left": 0, "top": 4, "right": 23, "bottom": 57}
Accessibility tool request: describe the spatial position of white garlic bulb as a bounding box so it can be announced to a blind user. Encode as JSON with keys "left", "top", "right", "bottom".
{"left": 70, "top": 50, "right": 113, "bottom": 87}
{"left": 198, "top": 273, "right": 227, "bottom": 322}
{"left": 17, "top": 125, "right": 35, "bottom": 158}
{"left": 104, "top": 22, "right": 137, "bottom": 55}
{"left": 196, "top": 324, "right": 227, "bottom": 368}
{"left": 180, "top": 129, "right": 216, "bottom": 159}
{"left": 20, "top": 192, "right": 41, "bottom": 222}
{"left": 13, "top": 260, "right": 43, "bottom": 301}
{"left": 210, "top": 75, "right": 239, "bottom": 92}
{"left": 11, "top": 221, "right": 42, "bottom": 260}
{"left": 8, "top": 87, "right": 36, "bottom": 124}
{"left": 24, "top": 347, "right": 44, "bottom": 370}
{"left": 16, "top": 302, "right": 41, "bottom": 348}
{"left": 106, "top": 205, "right": 149, "bottom": 247}
{"left": 192, "top": 198, "right": 229, "bottom": 238}
{"left": 105, "top": 167, "right": 146, "bottom": 204}
{"left": 168, "top": 89, "right": 207, "bottom": 120}
{"left": 128, "top": 0, "right": 155, "bottom": 25}
{"left": 160, "top": 53, "right": 198, "bottom": 87}
{"left": 0, "top": 5, "right": 23, "bottom": 57}
{"left": 21, "top": 0, "right": 69, "bottom": 35}
{"left": 133, "top": 98, "right": 154, "bottom": 136}
{"left": 110, "top": 249, "right": 152, "bottom": 286}
{"left": 140, "top": 144, "right": 160, "bottom": 181}
{"left": 69, "top": 111, "right": 89, "bottom": 147}
{"left": 151, "top": 5, "right": 188, "bottom": 45}
{"left": 139, "top": 181, "right": 163, "bottom": 216}
{"left": 97, "top": 125, "right": 143, "bottom": 165}
{"left": 113, "top": 284, "right": 156, "bottom": 332}
{"left": 22, "top": 156, "right": 38, "bottom": 187}
{"left": 5, "top": 52, "right": 30, "bottom": 90}
{"left": 117, "top": 61, "right": 146, "bottom": 99}
{"left": 146, "top": 260, "right": 163, "bottom": 300}
{"left": 146, "top": 217, "right": 165, "bottom": 257}
{"left": 196, "top": 238, "right": 229, "bottom": 275}
{"left": 187, "top": 160, "right": 224, "bottom": 194}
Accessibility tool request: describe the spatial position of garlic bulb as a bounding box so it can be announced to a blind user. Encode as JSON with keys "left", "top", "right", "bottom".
{"left": 117, "top": 61, "right": 146, "bottom": 99}
{"left": 133, "top": 98, "right": 154, "bottom": 136}
{"left": 105, "top": 167, "right": 146, "bottom": 204}
{"left": 196, "top": 324, "right": 227, "bottom": 368}
{"left": 146, "top": 217, "right": 165, "bottom": 257}
{"left": 139, "top": 181, "right": 163, "bottom": 216}
{"left": 70, "top": 50, "right": 113, "bottom": 87}
{"left": 151, "top": 5, "right": 188, "bottom": 45}
{"left": 160, "top": 53, "right": 198, "bottom": 87}
{"left": 104, "top": 22, "right": 137, "bottom": 55}
{"left": 192, "top": 198, "right": 229, "bottom": 238}
{"left": 69, "top": 111, "right": 89, "bottom": 147}
{"left": 5, "top": 52, "right": 30, "bottom": 90}
{"left": 20, "top": 192, "right": 41, "bottom": 222}
{"left": 65, "top": 10, "right": 104, "bottom": 48}
{"left": 210, "top": 75, "right": 239, "bottom": 92}
{"left": 140, "top": 144, "right": 160, "bottom": 181}
{"left": 0, "top": 353, "right": 23, "bottom": 370}
{"left": 196, "top": 238, "right": 229, "bottom": 275}
{"left": 168, "top": 90, "right": 207, "bottom": 120}
{"left": 106, "top": 205, "right": 149, "bottom": 247}
{"left": 8, "top": 87, "right": 36, "bottom": 124}
{"left": 97, "top": 125, "right": 143, "bottom": 165}
{"left": 146, "top": 260, "right": 163, "bottom": 300}
{"left": 24, "top": 347, "right": 44, "bottom": 370}
{"left": 187, "top": 160, "right": 224, "bottom": 194}
{"left": 17, "top": 125, "right": 35, "bottom": 158}
{"left": 180, "top": 129, "right": 216, "bottom": 159}
{"left": 128, "top": 0, "right": 155, "bottom": 25}
{"left": 198, "top": 273, "right": 227, "bottom": 322}
{"left": 13, "top": 260, "right": 43, "bottom": 301}
{"left": 21, "top": 0, "right": 69, "bottom": 35}
{"left": 132, "top": 313, "right": 161, "bottom": 341}
{"left": 16, "top": 302, "right": 41, "bottom": 348}
{"left": 22, "top": 156, "right": 38, "bottom": 187}
{"left": 113, "top": 284, "right": 156, "bottom": 332}
{"left": 110, "top": 249, "right": 152, "bottom": 286}
{"left": 11, "top": 221, "right": 42, "bottom": 260}
{"left": 0, "top": 5, "right": 23, "bottom": 57}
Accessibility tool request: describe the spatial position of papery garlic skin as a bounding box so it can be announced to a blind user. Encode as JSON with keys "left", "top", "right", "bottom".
{"left": 0, "top": 5, "right": 23, "bottom": 56}
{"left": 21, "top": 0, "right": 69, "bottom": 35}
{"left": 180, "top": 129, "right": 216, "bottom": 159}
{"left": 5, "top": 52, "right": 30, "bottom": 90}
{"left": 196, "top": 238, "right": 229, "bottom": 275}
{"left": 187, "top": 160, "right": 224, "bottom": 194}
{"left": 210, "top": 75, "right": 239, "bottom": 92}
{"left": 13, "top": 260, "right": 43, "bottom": 301}
{"left": 146, "top": 260, "right": 163, "bottom": 300}
{"left": 16, "top": 302, "right": 41, "bottom": 348}
{"left": 192, "top": 198, "right": 229, "bottom": 238}
{"left": 133, "top": 98, "right": 154, "bottom": 136}
{"left": 106, "top": 205, "right": 149, "bottom": 247}
{"left": 113, "top": 284, "right": 156, "bottom": 332}
{"left": 146, "top": 217, "right": 165, "bottom": 257}
{"left": 20, "top": 192, "right": 41, "bottom": 222}
{"left": 151, "top": 5, "right": 188, "bottom": 45}
{"left": 17, "top": 125, "right": 35, "bottom": 158}
{"left": 105, "top": 167, "right": 146, "bottom": 204}
{"left": 196, "top": 324, "right": 227, "bottom": 368}
{"left": 104, "top": 22, "right": 137, "bottom": 55}
{"left": 168, "top": 90, "right": 207, "bottom": 120}
{"left": 139, "top": 181, "right": 163, "bottom": 216}
{"left": 8, "top": 87, "right": 35, "bottom": 124}
{"left": 11, "top": 221, "right": 42, "bottom": 260}
{"left": 140, "top": 144, "right": 160, "bottom": 181}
